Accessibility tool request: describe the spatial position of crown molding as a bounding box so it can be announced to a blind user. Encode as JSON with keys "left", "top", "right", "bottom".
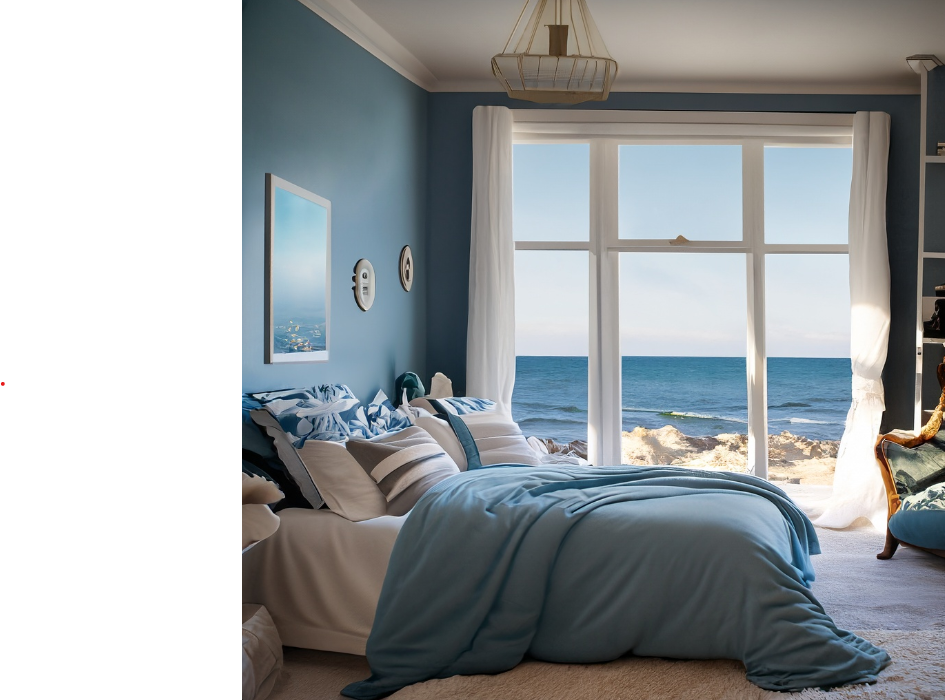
{"left": 296, "top": 0, "right": 438, "bottom": 91}
{"left": 294, "top": 0, "right": 922, "bottom": 97}
{"left": 435, "top": 78, "right": 920, "bottom": 95}
{"left": 906, "top": 54, "right": 943, "bottom": 74}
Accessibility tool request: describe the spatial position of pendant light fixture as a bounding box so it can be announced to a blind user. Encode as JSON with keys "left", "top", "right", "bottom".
{"left": 492, "top": 0, "right": 618, "bottom": 104}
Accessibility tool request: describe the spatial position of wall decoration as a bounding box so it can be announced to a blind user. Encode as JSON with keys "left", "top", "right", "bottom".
{"left": 264, "top": 174, "right": 330, "bottom": 363}
{"left": 399, "top": 245, "right": 414, "bottom": 292}
{"left": 353, "top": 259, "right": 376, "bottom": 311}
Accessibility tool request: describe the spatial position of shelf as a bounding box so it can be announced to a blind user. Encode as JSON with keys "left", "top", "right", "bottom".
{"left": 912, "top": 57, "right": 942, "bottom": 433}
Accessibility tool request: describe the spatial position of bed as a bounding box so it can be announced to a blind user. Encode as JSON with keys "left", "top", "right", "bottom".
{"left": 241, "top": 386, "right": 890, "bottom": 697}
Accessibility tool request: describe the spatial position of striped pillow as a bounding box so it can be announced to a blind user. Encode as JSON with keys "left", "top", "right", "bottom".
{"left": 346, "top": 427, "right": 460, "bottom": 515}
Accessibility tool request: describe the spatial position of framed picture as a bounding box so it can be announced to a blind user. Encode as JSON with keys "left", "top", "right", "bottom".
{"left": 265, "top": 174, "right": 330, "bottom": 363}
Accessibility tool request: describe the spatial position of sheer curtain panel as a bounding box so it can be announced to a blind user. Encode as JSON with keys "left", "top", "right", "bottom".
{"left": 815, "top": 111, "right": 891, "bottom": 531}
{"left": 467, "top": 106, "right": 515, "bottom": 414}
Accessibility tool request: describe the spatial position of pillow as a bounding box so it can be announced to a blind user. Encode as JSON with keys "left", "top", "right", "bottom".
{"left": 448, "top": 412, "right": 541, "bottom": 468}
{"left": 394, "top": 372, "right": 425, "bottom": 406}
{"left": 292, "top": 439, "right": 389, "bottom": 521}
{"left": 413, "top": 410, "right": 470, "bottom": 470}
{"left": 250, "top": 409, "right": 325, "bottom": 510}
{"left": 243, "top": 394, "right": 279, "bottom": 458}
{"left": 243, "top": 394, "right": 312, "bottom": 511}
{"left": 252, "top": 384, "right": 412, "bottom": 443}
{"left": 412, "top": 408, "right": 541, "bottom": 470}
{"left": 347, "top": 426, "right": 460, "bottom": 515}
{"left": 882, "top": 436, "right": 945, "bottom": 497}
{"left": 365, "top": 389, "right": 413, "bottom": 436}
{"left": 409, "top": 396, "right": 496, "bottom": 416}
{"left": 251, "top": 384, "right": 371, "bottom": 445}
{"left": 249, "top": 419, "right": 456, "bottom": 521}
{"left": 242, "top": 472, "right": 283, "bottom": 552}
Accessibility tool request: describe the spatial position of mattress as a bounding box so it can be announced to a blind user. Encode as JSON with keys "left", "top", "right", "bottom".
{"left": 242, "top": 508, "right": 405, "bottom": 654}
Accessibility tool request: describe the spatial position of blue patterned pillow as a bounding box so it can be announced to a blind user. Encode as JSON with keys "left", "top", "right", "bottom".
{"left": 252, "top": 384, "right": 420, "bottom": 446}
{"left": 409, "top": 396, "right": 497, "bottom": 416}
{"left": 251, "top": 384, "right": 371, "bottom": 445}
{"left": 365, "top": 390, "right": 413, "bottom": 436}
{"left": 443, "top": 397, "right": 496, "bottom": 414}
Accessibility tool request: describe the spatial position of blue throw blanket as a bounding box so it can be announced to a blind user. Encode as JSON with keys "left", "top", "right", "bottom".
{"left": 343, "top": 465, "right": 890, "bottom": 698}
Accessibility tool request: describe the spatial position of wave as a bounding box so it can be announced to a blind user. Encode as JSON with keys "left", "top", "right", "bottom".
{"left": 770, "top": 402, "right": 811, "bottom": 408}
{"left": 622, "top": 407, "right": 747, "bottom": 425}
{"left": 518, "top": 416, "right": 587, "bottom": 427}
{"left": 516, "top": 402, "right": 585, "bottom": 414}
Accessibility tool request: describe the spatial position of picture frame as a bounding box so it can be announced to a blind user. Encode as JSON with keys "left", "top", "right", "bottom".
{"left": 264, "top": 174, "right": 331, "bottom": 363}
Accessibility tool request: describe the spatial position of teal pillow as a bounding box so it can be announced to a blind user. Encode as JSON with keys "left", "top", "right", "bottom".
{"left": 394, "top": 372, "right": 425, "bottom": 407}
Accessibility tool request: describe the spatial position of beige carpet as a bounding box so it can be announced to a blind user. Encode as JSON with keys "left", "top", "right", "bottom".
{"left": 267, "top": 492, "right": 945, "bottom": 700}
{"left": 269, "top": 629, "right": 944, "bottom": 700}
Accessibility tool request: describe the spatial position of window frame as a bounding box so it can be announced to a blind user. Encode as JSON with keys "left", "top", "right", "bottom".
{"left": 511, "top": 110, "right": 854, "bottom": 475}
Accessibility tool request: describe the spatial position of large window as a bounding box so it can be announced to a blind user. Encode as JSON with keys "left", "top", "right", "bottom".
{"left": 510, "top": 111, "right": 854, "bottom": 478}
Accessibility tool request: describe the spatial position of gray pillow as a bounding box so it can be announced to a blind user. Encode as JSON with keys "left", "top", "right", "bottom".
{"left": 347, "top": 427, "right": 460, "bottom": 515}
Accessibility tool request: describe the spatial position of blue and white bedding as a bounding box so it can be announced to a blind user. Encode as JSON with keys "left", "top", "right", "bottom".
{"left": 343, "top": 464, "right": 890, "bottom": 698}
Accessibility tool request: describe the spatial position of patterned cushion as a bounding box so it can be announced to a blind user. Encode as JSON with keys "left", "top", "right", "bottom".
{"left": 251, "top": 384, "right": 371, "bottom": 445}
{"left": 365, "top": 390, "right": 413, "bottom": 436}
{"left": 251, "top": 384, "right": 414, "bottom": 445}
{"left": 881, "top": 436, "right": 945, "bottom": 497}
{"left": 901, "top": 482, "right": 945, "bottom": 512}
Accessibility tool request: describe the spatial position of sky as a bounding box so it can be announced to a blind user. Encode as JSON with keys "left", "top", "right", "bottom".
{"left": 513, "top": 143, "right": 853, "bottom": 358}
{"left": 272, "top": 186, "right": 328, "bottom": 320}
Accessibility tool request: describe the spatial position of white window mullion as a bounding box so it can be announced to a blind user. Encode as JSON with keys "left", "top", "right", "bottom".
{"left": 743, "top": 141, "right": 768, "bottom": 479}
{"left": 588, "top": 140, "right": 621, "bottom": 465}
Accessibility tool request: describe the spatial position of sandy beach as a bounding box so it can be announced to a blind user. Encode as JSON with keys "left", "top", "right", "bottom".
{"left": 620, "top": 425, "right": 838, "bottom": 485}
{"left": 538, "top": 425, "right": 839, "bottom": 485}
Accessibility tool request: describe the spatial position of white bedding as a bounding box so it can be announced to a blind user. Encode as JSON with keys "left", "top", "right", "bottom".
{"left": 242, "top": 508, "right": 405, "bottom": 654}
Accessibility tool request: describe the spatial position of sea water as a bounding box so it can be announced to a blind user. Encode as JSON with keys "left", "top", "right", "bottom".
{"left": 511, "top": 356, "right": 851, "bottom": 444}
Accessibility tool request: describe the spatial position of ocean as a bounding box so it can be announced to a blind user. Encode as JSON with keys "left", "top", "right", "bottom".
{"left": 511, "top": 356, "right": 851, "bottom": 444}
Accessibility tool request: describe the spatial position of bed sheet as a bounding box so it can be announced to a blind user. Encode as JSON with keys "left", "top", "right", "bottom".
{"left": 242, "top": 508, "right": 404, "bottom": 654}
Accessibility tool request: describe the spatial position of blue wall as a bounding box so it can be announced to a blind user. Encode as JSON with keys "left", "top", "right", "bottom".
{"left": 426, "top": 93, "right": 920, "bottom": 430}
{"left": 243, "top": 0, "right": 428, "bottom": 400}
{"left": 242, "top": 5, "right": 926, "bottom": 430}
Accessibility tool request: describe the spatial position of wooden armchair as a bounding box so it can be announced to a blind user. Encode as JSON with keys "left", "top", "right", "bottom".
{"left": 874, "top": 363, "right": 945, "bottom": 560}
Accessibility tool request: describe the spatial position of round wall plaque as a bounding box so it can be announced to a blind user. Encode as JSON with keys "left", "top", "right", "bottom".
{"left": 399, "top": 245, "right": 414, "bottom": 292}
{"left": 352, "top": 259, "right": 375, "bottom": 311}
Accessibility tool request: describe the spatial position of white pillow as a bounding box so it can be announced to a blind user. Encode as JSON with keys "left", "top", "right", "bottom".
{"left": 414, "top": 411, "right": 469, "bottom": 469}
{"left": 294, "top": 440, "right": 388, "bottom": 521}
{"left": 415, "top": 411, "right": 541, "bottom": 469}
{"left": 460, "top": 412, "right": 541, "bottom": 467}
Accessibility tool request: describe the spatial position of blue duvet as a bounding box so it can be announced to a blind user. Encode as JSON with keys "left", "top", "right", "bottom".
{"left": 343, "top": 465, "right": 889, "bottom": 698}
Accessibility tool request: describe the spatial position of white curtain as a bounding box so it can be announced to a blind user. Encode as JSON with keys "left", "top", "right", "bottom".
{"left": 814, "top": 111, "right": 891, "bottom": 531}
{"left": 467, "top": 106, "right": 515, "bottom": 415}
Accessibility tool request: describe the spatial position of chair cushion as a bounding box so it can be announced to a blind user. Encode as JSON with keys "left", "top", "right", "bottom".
{"left": 887, "top": 508, "right": 945, "bottom": 551}
{"left": 881, "top": 437, "right": 945, "bottom": 496}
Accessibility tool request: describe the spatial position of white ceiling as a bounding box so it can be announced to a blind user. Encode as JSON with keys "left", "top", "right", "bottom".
{"left": 302, "top": 0, "right": 945, "bottom": 94}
